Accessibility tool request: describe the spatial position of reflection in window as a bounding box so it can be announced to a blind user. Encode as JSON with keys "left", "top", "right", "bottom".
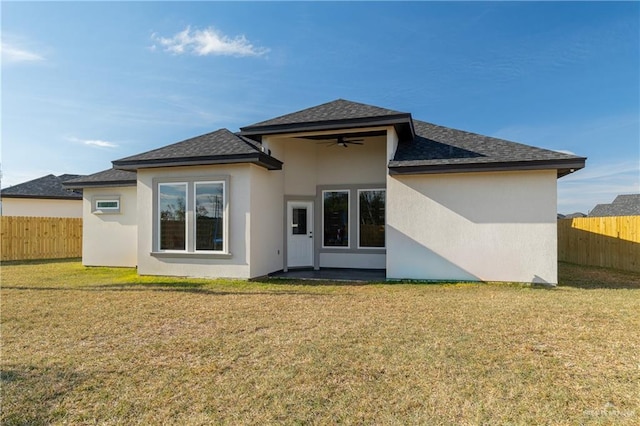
{"left": 292, "top": 207, "right": 307, "bottom": 235}
{"left": 195, "top": 182, "right": 224, "bottom": 251}
{"left": 359, "top": 190, "right": 385, "bottom": 248}
{"left": 159, "top": 183, "right": 187, "bottom": 250}
{"left": 323, "top": 191, "right": 349, "bottom": 247}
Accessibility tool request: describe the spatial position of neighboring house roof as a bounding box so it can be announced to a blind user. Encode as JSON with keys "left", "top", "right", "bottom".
{"left": 240, "top": 99, "right": 415, "bottom": 140}
{"left": 63, "top": 168, "right": 137, "bottom": 189}
{"left": 388, "top": 120, "right": 586, "bottom": 177}
{"left": 563, "top": 212, "right": 587, "bottom": 219}
{"left": 1, "top": 174, "right": 83, "bottom": 200}
{"left": 112, "top": 128, "right": 283, "bottom": 171}
{"left": 589, "top": 194, "right": 640, "bottom": 217}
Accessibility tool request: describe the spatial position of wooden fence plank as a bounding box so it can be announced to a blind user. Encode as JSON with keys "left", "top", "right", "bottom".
{"left": 558, "top": 215, "right": 640, "bottom": 273}
{"left": 1, "top": 216, "right": 82, "bottom": 261}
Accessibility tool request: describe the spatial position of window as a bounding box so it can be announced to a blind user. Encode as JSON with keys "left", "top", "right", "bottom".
{"left": 92, "top": 196, "right": 121, "bottom": 214}
{"left": 156, "top": 178, "right": 227, "bottom": 254}
{"left": 96, "top": 200, "right": 119, "bottom": 209}
{"left": 292, "top": 207, "right": 307, "bottom": 235}
{"left": 323, "top": 190, "right": 349, "bottom": 247}
{"left": 358, "top": 189, "right": 385, "bottom": 248}
{"left": 159, "top": 183, "right": 187, "bottom": 251}
{"left": 195, "top": 182, "right": 224, "bottom": 251}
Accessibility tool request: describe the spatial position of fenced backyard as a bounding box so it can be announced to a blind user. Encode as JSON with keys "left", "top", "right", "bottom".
{"left": 558, "top": 215, "right": 640, "bottom": 273}
{"left": 0, "top": 216, "right": 82, "bottom": 261}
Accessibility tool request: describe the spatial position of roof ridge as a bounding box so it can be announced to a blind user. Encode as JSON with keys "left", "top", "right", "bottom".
{"left": 241, "top": 98, "right": 408, "bottom": 130}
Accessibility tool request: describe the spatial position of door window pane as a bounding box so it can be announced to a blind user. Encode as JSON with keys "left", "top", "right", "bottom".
{"left": 323, "top": 191, "right": 349, "bottom": 247}
{"left": 159, "top": 183, "right": 187, "bottom": 250}
{"left": 195, "top": 182, "right": 224, "bottom": 251}
{"left": 292, "top": 207, "right": 307, "bottom": 235}
{"left": 359, "top": 190, "right": 385, "bottom": 247}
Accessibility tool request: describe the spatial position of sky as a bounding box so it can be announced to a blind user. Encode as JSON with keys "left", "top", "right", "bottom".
{"left": 1, "top": 1, "right": 638, "bottom": 214}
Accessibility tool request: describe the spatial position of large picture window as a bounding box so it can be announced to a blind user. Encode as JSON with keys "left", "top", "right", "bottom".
{"left": 195, "top": 182, "right": 224, "bottom": 251}
{"left": 159, "top": 183, "right": 187, "bottom": 250}
{"left": 156, "top": 178, "right": 227, "bottom": 254}
{"left": 358, "top": 189, "right": 385, "bottom": 248}
{"left": 323, "top": 190, "right": 349, "bottom": 247}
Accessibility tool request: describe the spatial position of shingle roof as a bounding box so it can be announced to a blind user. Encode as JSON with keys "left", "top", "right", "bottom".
{"left": 63, "top": 168, "right": 137, "bottom": 189}
{"left": 1, "top": 174, "right": 83, "bottom": 199}
{"left": 240, "top": 99, "right": 414, "bottom": 139}
{"left": 589, "top": 194, "right": 640, "bottom": 217}
{"left": 112, "top": 128, "right": 282, "bottom": 171}
{"left": 389, "top": 120, "right": 586, "bottom": 177}
{"left": 244, "top": 99, "right": 407, "bottom": 128}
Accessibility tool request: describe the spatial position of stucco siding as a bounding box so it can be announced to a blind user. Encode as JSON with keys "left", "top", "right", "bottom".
{"left": 82, "top": 186, "right": 137, "bottom": 267}
{"left": 136, "top": 165, "right": 252, "bottom": 279}
{"left": 1, "top": 198, "right": 82, "bottom": 218}
{"left": 319, "top": 253, "right": 386, "bottom": 269}
{"left": 386, "top": 170, "right": 558, "bottom": 283}
{"left": 316, "top": 136, "right": 386, "bottom": 185}
{"left": 249, "top": 164, "right": 284, "bottom": 278}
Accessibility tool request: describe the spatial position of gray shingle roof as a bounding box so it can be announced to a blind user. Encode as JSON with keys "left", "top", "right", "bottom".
{"left": 243, "top": 99, "right": 408, "bottom": 129}
{"left": 1, "top": 174, "right": 83, "bottom": 199}
{"left": 589, "top": 194, "right": 640, "bottom": 217}
{"left": 112, "top": 128, "right": 282, "bottom": 171}
{"left": 389, "top": 120, "right": 586, "bottom": 176}
{"left": 63, "top": 168, "right": 137, "bottom": 189}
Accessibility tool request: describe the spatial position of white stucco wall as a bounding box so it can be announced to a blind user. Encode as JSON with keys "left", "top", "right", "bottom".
{"left": 1, "top": 198, "right": 82, "bottom": 218}
{"left": 136, "top": 165, "right": 253, "bottom": 279}
{"left": 386, "top": 170, "right": 558, "bottom": 284}
{"left": 249, "top": 164, "right": 284, "bottom": 278}
{"left": 82, "top": 186, "right": 138, "bottom": 267}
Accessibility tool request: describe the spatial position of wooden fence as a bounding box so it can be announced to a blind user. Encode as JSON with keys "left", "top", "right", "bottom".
{"left": 558, "top": 216, "right": 640, "bottom": 273}
{"left": 1, "top": 216, "right": 82, "bottom": 261}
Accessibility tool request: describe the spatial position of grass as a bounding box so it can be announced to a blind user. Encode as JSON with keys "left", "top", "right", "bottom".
{"left": 1, "top": 261, "right": 639, "bottom": 425}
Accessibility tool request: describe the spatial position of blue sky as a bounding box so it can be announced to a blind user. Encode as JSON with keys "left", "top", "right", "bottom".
{"left": 2, "top": 1, "right": 638, "bottom": 214}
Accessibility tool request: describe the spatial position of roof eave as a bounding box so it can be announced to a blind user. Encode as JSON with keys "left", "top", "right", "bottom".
{"left": 239, "top": 114, "right": 414, "bottom": 139}
{"left": 388, "top": 158, "right": 587, "bottom": 178}
{"left": 0, "top": 194, "right": 82, "bottom": 200}
{"left": 63, "top": 181, "right": 137, "bottom": 189}
{"left": 112, "top": 153, "right": 283, "bottom": 171}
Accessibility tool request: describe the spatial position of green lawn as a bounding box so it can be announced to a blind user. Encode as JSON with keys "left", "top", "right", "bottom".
{"left": 1, "top": 260, "right": 639, "bottom": 425}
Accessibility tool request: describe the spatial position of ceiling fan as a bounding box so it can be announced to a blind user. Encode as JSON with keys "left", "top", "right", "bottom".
{"left": 296, "top": 130, "right": 385, "bottom": 147}
{"left": 326, "top": 136, "right": 364, "bottom": 148}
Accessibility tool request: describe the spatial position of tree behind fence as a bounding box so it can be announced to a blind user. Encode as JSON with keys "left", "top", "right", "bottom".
{"left": 558, "top": 216, "right": 640, "bottom": 273}
{"left": 1, "top": 216, "right": 82, "bottom": 261}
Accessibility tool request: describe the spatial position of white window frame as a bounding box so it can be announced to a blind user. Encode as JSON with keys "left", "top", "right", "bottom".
{"left": 193, "top": 180, "right": 226, "bottom": 254}
{"left": 357, "top": 189, "right": 386, "bottom": 249}
{"left": 92, "top": 196, "right": 121, "bottom": 214}
{"left": 153, "top": 176, "right": 230, "bottom": 257}
{"left": 157, "top": 182, "right": 188, "bottom": 253}
{"left": 322, "top": 189, "right": 350, "bottom": 249}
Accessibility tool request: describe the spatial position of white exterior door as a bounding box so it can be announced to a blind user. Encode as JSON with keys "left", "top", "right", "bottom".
{"left": 287, "top": 201, "right": 314, "bottom": 268}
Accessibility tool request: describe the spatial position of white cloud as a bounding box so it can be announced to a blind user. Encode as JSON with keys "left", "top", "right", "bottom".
{"left": 1, "top": 42, "right": 44, "bottom": 63}
{"left": 69, "top": 137, "right": 118, "bottom": 149}
{"left": 152, "top": 26, "right": 269, "bottom": 57}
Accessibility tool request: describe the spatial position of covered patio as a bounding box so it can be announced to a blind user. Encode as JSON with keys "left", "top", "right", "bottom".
{"left": 267, "top": 268, "right": 386, "bottom": 283}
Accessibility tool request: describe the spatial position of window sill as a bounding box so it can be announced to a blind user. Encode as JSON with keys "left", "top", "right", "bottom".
{"left": 150, "top": 252, "right": 233, "bottom": 259}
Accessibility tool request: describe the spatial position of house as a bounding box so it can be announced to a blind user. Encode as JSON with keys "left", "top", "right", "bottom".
{"left": 589, "top": 194, "right": 640, "bottom": 217}
{"left": 1, "top": 174, "right": 84, "bottom": 218}
{"left": 65, "top": 99, "right": 586, "bottom": 283}
{"left": 558, "top": 212, "right": 587, "bottom": 219}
